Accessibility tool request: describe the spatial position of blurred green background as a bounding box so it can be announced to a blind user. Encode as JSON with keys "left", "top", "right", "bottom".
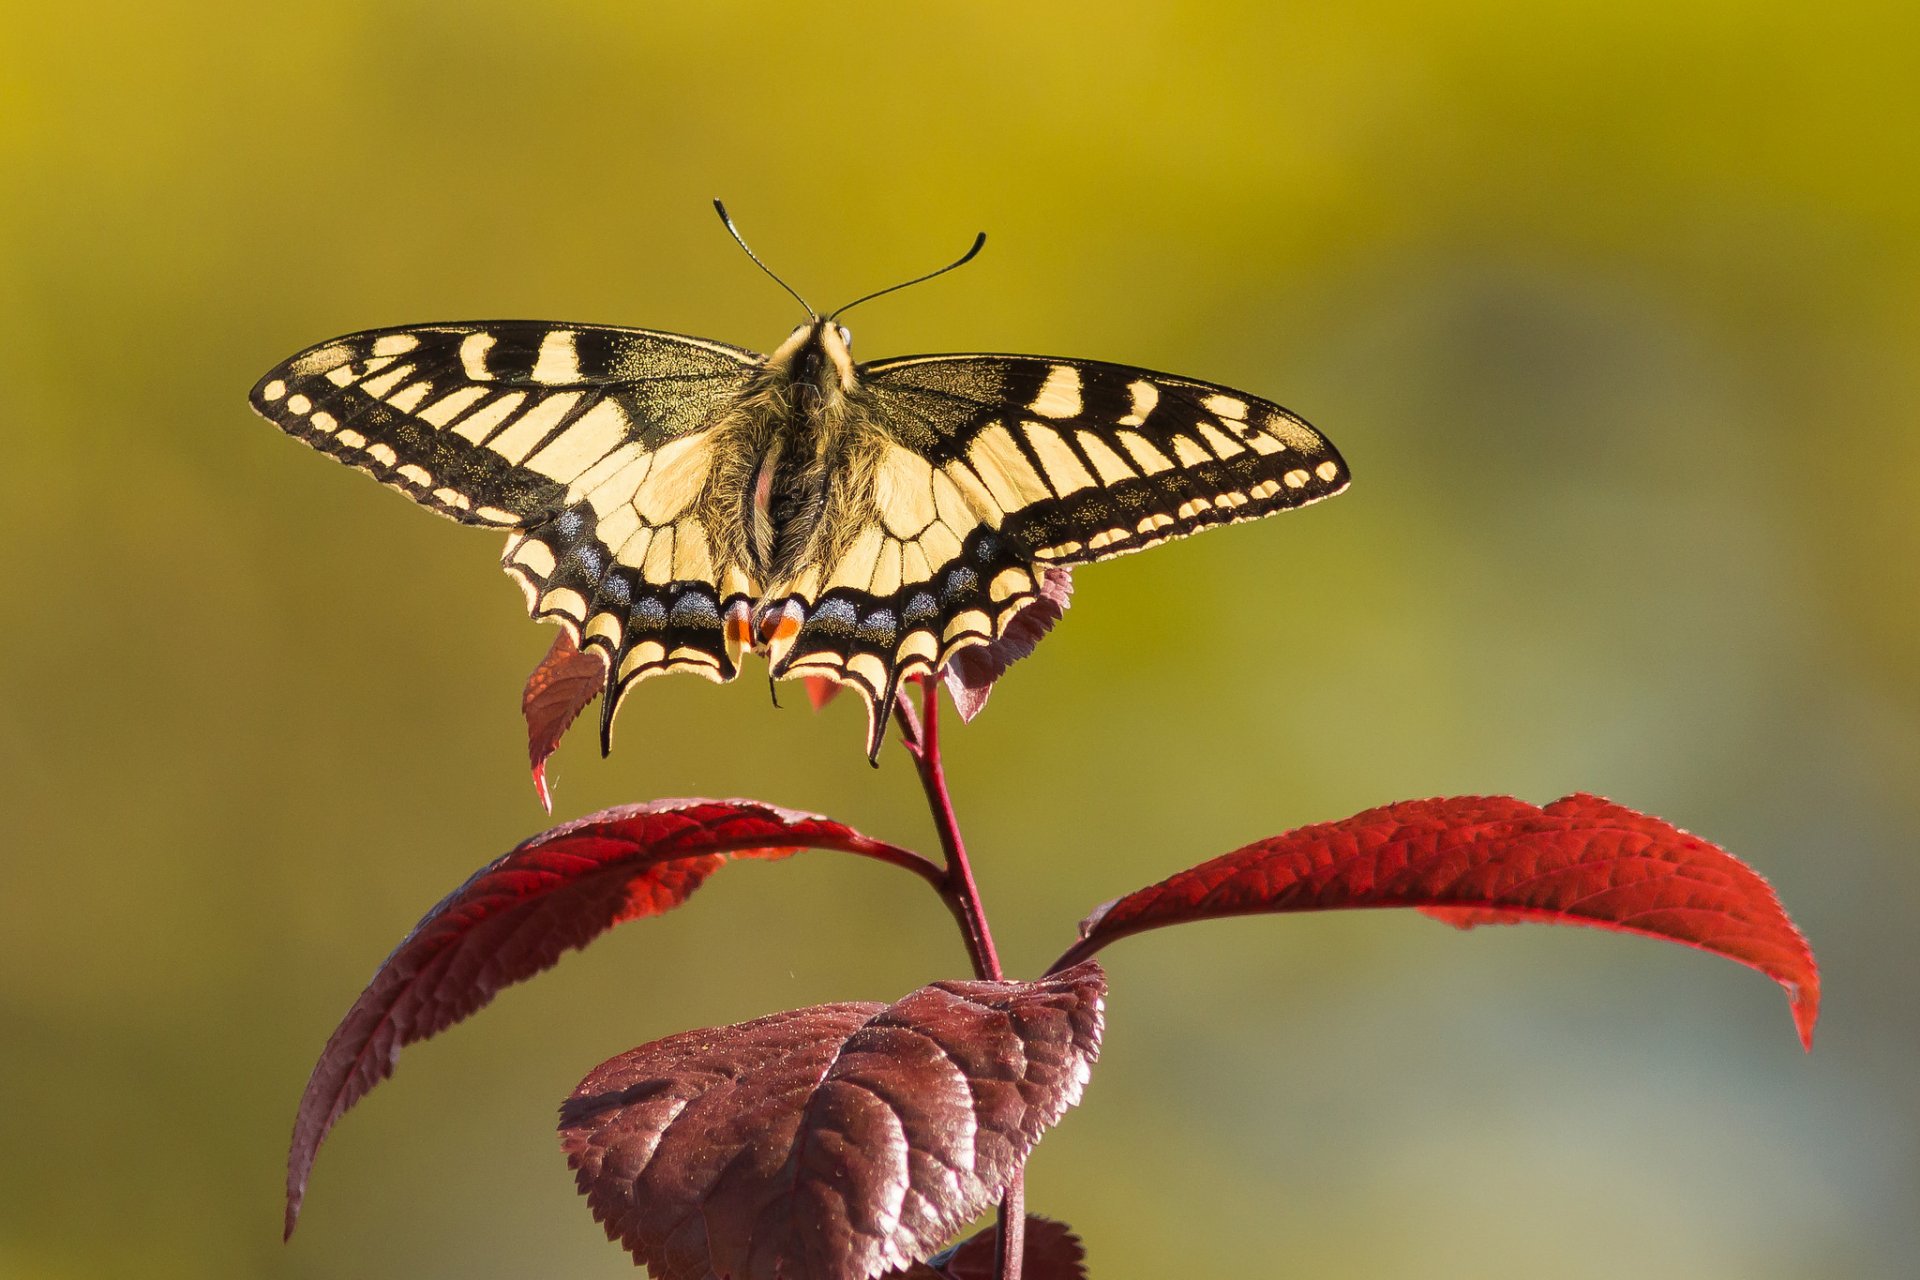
{"left": 3, "top": 2, "right": 1915, "bottom": 1277}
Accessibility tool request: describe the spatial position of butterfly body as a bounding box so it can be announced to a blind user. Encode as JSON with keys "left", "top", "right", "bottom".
{"left": 252, "top": 309, "right": 1348, "bottom": 759}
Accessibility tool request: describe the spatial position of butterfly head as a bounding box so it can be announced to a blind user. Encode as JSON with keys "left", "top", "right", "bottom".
{"left": 767, "top": 318, "right": 858, "bottom": 396}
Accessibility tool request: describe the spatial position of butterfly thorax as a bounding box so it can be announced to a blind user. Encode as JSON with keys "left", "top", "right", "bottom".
{"left": 691, "top": 320, "right": 891, "bottom": 664}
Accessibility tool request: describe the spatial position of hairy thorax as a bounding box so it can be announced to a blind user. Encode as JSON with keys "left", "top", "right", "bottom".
{"left": 694, "top": 323, "right": 890, "bottom": 658}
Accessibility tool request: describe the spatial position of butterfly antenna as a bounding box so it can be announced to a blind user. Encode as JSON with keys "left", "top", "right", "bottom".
{"left": 714, "top": 199, "right": 814, "bottom": 319}
{"left": 828, "top": 231, "right": 987, "bottom": 322}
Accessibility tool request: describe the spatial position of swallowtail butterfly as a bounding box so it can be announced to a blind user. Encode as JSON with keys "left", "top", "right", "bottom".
{"left": 250, "top": 206, "right": 1349, "bottom": 760}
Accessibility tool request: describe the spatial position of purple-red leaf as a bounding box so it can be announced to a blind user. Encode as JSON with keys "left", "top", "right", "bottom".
{"left": 894, "top": 1216, "right": 1088, "bottom": 1280}
{"left": 559, "top": 963, "right": 1107, "bottom": 1280}
{"left": 521, "top": 629, "right": 606, "bottom": 811}
{"left": 1054, "top": 793, "right": 1819, "bottom": 1048}
{"left": 805, "top": 674, "right": 845, "bottom": 711}
{"left": 288, "top": 799, "right": 933, "bottom": 1239}
{"left": 944, "top": 568, "right": 1073, "bottom": 723}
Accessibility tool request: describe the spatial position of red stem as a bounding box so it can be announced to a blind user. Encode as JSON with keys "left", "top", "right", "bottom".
{"left": 893, "top": 682, "right": 1003, "bottom": 983}
{"left": 892, "top": 679, "right": 1022, "bottom": 1280}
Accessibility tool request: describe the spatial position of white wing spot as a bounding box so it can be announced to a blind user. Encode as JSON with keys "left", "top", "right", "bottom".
{"left": 334, "top": 429, "right": 368, "bottom": 450}
{"left": 284, "top": 393, "right": 312, "bottom": 415}
{"left": 1117, "top": 431, "right": 1173, "bottom": 475}
{"left": 1170, "top": 435, "right": 1212, "bottom": 467}
{"left": 1196, "top": 423, "right": 1246, "bottom": 458}
{"left": 846, "top": 652, "right": 890, "bottom": 696}
{"left": 308, "top": 411, "right": 337, "bottom": 434}
{"left": 989, "top": 567, "right": 1033, "bottom": 602}
{"left": 452, "top": 392, "right": 529, "bottom": 445}
{"left": 1023, "top": 423, "right": 1095, "bottom": 495}
{"left": 372, "top": 334, "right": 421, "bottom": 357}
{"left": 365, "top": 443, "right": 398, "bottom": 468}
{"left": 418, "top": 385, "right": 490, "bottom": 428}
{"left": 1204, "top": 394, "right": 1248, "bottom": 421}
{"left": 532, "top": 330, "right": 581, "bottom": 384}
{"left": 261, "top": 380, "right": 287, "bottom": 401}
{"left": 1028, "top": 365, "right": 1083, "bottom": 419}
{"left": 512, "top": 538, "right": 557, "bottom": 577}
{"left": 1316, "top": 460, "right": 1341, "bottom": 482}
{"left": 359, "top": 363, "right": 414, "bottom": 399}
{"left": 1120, "top": 379, "right": 1158, "bottom": 426}
{"left": 1077, "top": 432, "right": 1136, "bottom": 485}
{"left": 1283, "top": 469, "right": 1310, "bottom": 488}
{"left": 487, "top": 391, "right": 584, "bottom": 464}
{"left": 460, "top": 332, "right": 496, "bottom": 381}
{"left": 967, "top": 424, "right": 1053, "bottom": 509}
{"left": 539, "top": 587, "right": 588, "bottom": 621}
{"left": 396, "top": 463, "right": 432, "bottom": 487}
{"left": 387, "top": 381, "right": 434, "bottom": 412}
{"left": 875, "top": 450, "right": 939, "bottom": 539}
{"left": 529, "top": 398, "right": 630, "bottom": 486}
{"left": 618, "top": 640, "right": 668, "bottom": 679}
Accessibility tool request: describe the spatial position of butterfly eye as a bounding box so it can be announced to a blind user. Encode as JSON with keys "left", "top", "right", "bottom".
{"left": 835, "top": 325, "right": 852, "bottom": 350}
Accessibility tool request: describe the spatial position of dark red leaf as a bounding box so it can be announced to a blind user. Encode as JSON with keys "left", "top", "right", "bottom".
{"left": 1054, "top": 793, "right": 1818, "bottom": 1049}
{"left": 288, "top": 799, "right": 932, "bottom": 1239}
{"left": 559, "top": 962, "right": 1106, "bottom": 1280}
{"left": 892, "top": 1216, "right": 1087, "bottom": 1280}
{"left": 806, "top": 675, "right": 844, "bottom": 710}
{"left": 944, "top": 568, "right": 1073, "bottom": 723}
{"left": 521, "top": 629, "right": 606, "bottom": 812}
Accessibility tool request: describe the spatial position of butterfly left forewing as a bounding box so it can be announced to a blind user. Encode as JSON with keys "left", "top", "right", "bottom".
{"left": 251, "top": 322, "right": 765, "bottom": 742}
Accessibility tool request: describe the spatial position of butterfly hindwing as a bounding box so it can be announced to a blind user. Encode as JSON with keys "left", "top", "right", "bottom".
{"left": 858, "top": 353, "right": 1349, "bottom": 565}
{"left": 251, "top": 322, "right": 762, "bottom": 721}
{"left": 772, "top": 457, "right": 1041, "bottom": 753}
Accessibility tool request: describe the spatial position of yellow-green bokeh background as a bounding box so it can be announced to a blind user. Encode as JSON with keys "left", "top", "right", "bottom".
{"left": 4, "top": 3, "right": 1915, "bottom": 1277}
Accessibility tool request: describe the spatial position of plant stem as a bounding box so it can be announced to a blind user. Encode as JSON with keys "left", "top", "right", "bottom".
{"left": 892, "top": 679, "right": 1022, "bottom": 1280}
{"left": 994, "top": 1175, "right": 1026, "bottom": 1280}
{"left": 893, "top": 681, "right": 1002, "bottom": 984}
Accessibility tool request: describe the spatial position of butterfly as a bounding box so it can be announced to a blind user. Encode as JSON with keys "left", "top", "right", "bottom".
{"left": 250, "top": 204, "right": 1349, "bottom": 761}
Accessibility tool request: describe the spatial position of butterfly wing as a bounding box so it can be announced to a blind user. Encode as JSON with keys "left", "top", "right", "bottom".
{"left": 859, "top": 352, "right": 1349, "bottom": 563}
{"left": 775, "top": 353, "right": 1349, "bottom": 755}
{"left": 249, "top": 322, "right": 762, "bottom": 732}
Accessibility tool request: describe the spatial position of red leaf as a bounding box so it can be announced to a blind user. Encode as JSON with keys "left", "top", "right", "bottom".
{"left": 806, "top": 675, "right": 844, "bottom": 710}
{"left": 287, "top": 799, "right": 929, "bottom": 1239}
{"left": 560, "top": 963, "right": 1106, "bottom": 1280}
{"left": 521, "top": 629, "right": 606, "bottom": 812}
{"left": 893, "top": 1216, "right": 1087, "bottom": 1280}
{"left": 944, "top": 568, "right": 1072, "bottom": 722}
{"left": 1054, "top": 793, "right": 1819, "bottom": 1049}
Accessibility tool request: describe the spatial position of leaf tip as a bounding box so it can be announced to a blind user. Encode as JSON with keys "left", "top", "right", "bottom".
{"left": 804, "top": 675, "right": 841, "bottom": 711}
{"left": 531, "top": 761, "right": 554, "bottom": 814}
{"left": 1788, "top": 978, "right": 1820, "bottom": 1052}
